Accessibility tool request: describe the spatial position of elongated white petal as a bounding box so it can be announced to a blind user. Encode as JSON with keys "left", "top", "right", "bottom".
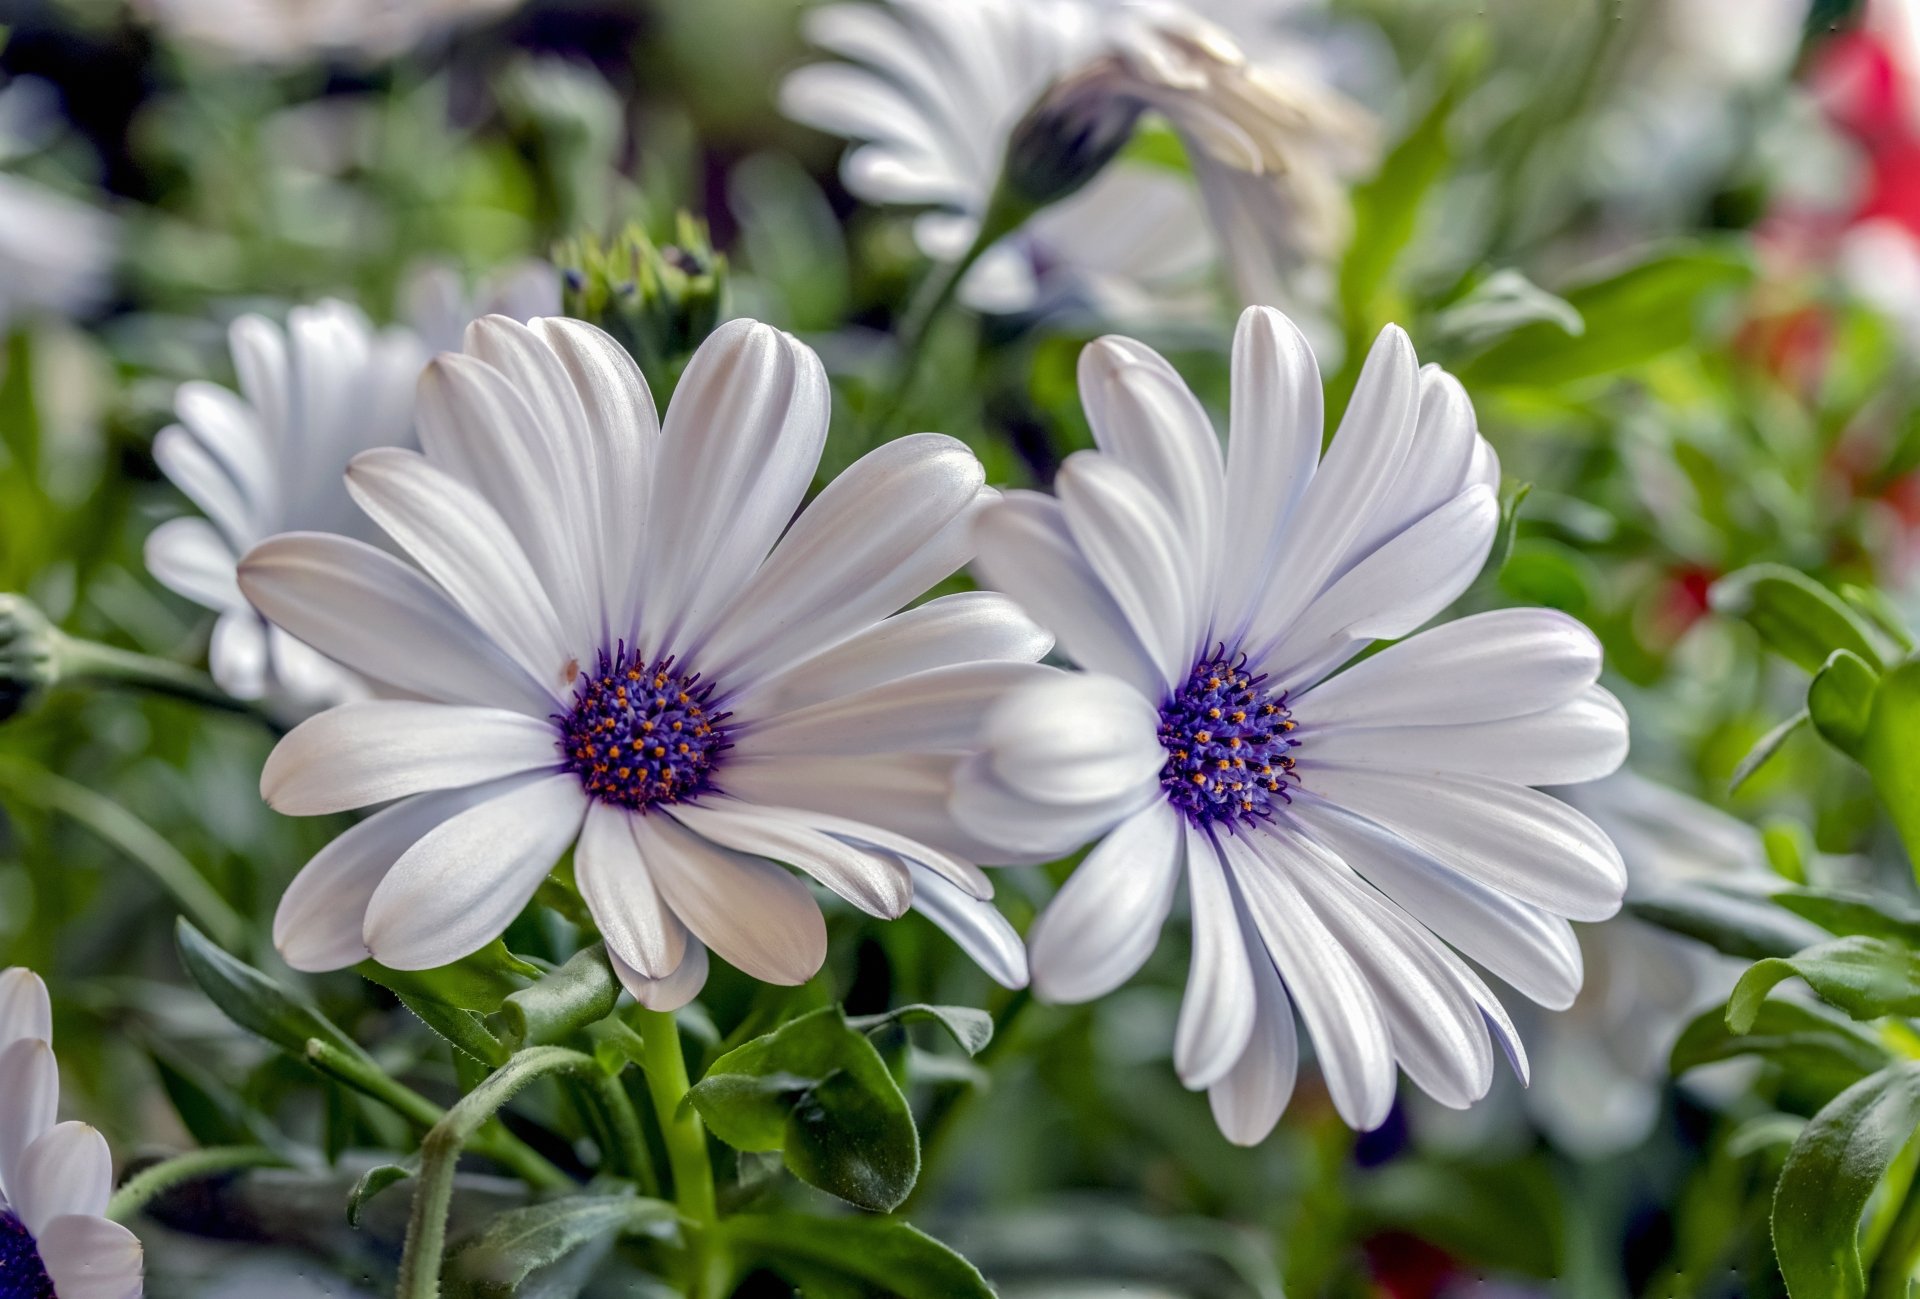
{"left": 1303, "top": 765, "right": 1628, "bottom": 922}
{"left": 645, "top": 320, "right": 829, "bottom": 650}
{"left": 738, "top": 591, "right": 1052, "bottom": 717}
{"left": 1345, "top": 365, "right": 1483, "bottom": 564}
{"left": 696, "top": 434, "right": 986, "bottom": 680}
{"left": 976, "top": 672, "right": 1165, "bottom": 808}
{"left": 345, "top": 448, "right": 574, "bottom": 689}
{"left": 1217, "top": 306, "right": 1321, "bottom": 642}
{"left": 35, "top": 1214, "right": 144, "bottom": 1299}
{"left": 1207, "top": 903, "right": 1299, "bottom": 1146}
{"left": 1305, "top": 686, "right": 1629, "bottom": 787}
{"left": 972, "top": 491, "right": 1162, "bottom": 694}
{"left": 608, "top": 942, "right": 710, "bottom": 1012}
{"left": 146, "top": 516, "right": 242, "bottom": 613}
{"left": 1224, "top": 830, "right": 1396, "bottom": 1130}
{"left": 0, "top": 968, "right": 51, "bottom": 1049}
{"left": 1297, "top": 607, "right": 1602, "bottom": 729}
{"left": 909, "top": 861, "right": 1028, "bottom": 989}
{"left": 172, "top": 380, "right": 275, "bottom": 517}
{"left": 636, "top": 811, "right": 828, "bottom": 986}
{"left": 575, "top": 804, "right": 685, "bottom": 980}
{"left": 1056, "top": 452, "right": 1197, "bottom": 686}
{"left": 0, "top": 1039, "right": 57, "bottom": 1203}
{"left": 950, "top": 755, "right": 1158, "bottom": 862}
{"left": 274, "top": 782, "right": 502, "bottom": 972}
{"left": 262, "top": 700, "right": 560, "bottom": 815}
{"left": 15, "top": 1123, "right": 112, "bottom": 1234}
{"left": 1028, "top": 800, "right": 1183, "bottom": 1004}
{"left": 670, "top": 798, "right": 913, "bottom": 919}
{"left": 723, "top": 800, "right": 992, "bottom": 900}
{"left": 363, "top": 774, "right": 586, "bottom": 970}
{"left": 735, "top": 661, "right": 1050, "bottom": 759}
{"left": 152, "top": 424, "right": 256, "bottom": 553}
{"left": 209, "top": 609, "right": 270, "bottom": 701}
{"left": 240, "top": 533, "right": 557, "bottom": 715}
{"left": 1174, "top": 826, "right": 1258, "bottom": 1090}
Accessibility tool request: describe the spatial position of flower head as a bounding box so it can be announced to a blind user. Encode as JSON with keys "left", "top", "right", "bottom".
{"left": 145, "top": 300, "right": 426, "bottom": 710}
{"left": 953, "top": 306, "right": 1630, "bottom": 1143}
{"left": 243, "top": 316, "right": 1047, "bottom": 1001}
{"left": 0, "top": 968, "right": 144, "bottom": 1299}
{"left": 135, "top": 0, "right": 525, "bottom": 65}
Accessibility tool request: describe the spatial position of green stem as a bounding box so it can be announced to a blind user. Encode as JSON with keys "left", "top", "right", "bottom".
{"left": 305, "top": 1039, "right": 572, "bottom": 1192}
{"left": 0, "top": 756, "right": 250, "bottom": 953}
{"left": 1870, "top": 1168, "right": 1920, "bottom": 1299}
{"left": 106, "top": 1145, "right": 287, "bottom": 1222}
{"left": 53, "top": 631, "right": 269, "bottom": 722}
{"left": 594, "top": 1069, "right": 661, "bottom": 1196}
{"left": 396, "top": 1046, "right": 601, "bottom": 1299}
{"left": 634, "top": 1008, "right": 726, "bottom": 1299}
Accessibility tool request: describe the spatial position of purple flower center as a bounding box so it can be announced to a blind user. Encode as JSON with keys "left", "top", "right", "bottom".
{"left": 0, "top": 1212, "right": 55, "bottom": 1299}
{"left": 555, "top": 646, "right": 731, "bottom": 811}
{"left": 1158, "top": 648, "right": 1299, "bottom": 830}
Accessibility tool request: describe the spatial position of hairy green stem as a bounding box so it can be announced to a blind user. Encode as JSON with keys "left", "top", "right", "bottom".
{"left": 396, "top": 1046, "right": 600, "bottom": 1299}
{"left": 106, "top": 1145, "right": 287, "bottom": 1222}
{"left": 634, "top": 1008, "right": 726, "bottom": 1299}
{"left": 1870, "top": 1167, "right": 1920, "bottom": 1299}
{"left": 54, "top": 633, "right": 269, "bottom": 721}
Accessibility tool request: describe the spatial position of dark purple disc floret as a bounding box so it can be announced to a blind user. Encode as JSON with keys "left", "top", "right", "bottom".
{"left": 1158, "top": 647, "right": 1300, "bottom": 830}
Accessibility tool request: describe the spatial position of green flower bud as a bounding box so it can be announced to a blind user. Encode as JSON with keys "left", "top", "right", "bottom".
{"left": 556, "top": 215, "right": 728, "bottom": 390}
{"left": 0, "top": 594, "right": 59, "bottom": 721}
{"left": 1000, "top": 67, "right": 1144, "bottom": 211}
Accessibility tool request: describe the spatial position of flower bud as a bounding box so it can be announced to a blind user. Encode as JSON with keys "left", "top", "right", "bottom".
{"left": 557, "top": 215, "right": 728, "bottom": 387}
{"left": 1000, "top": 67, "right": 1145, "bottom": 211}
{"left": 0, "top": 594, "right": 59, "bottom": 721}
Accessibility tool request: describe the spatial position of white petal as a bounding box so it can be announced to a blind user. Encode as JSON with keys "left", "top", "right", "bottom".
{"left": 1303, "top": 685, "right": 1630, "bottom": 787}
{"left": 152, "top": 424, "right": 255, "bottom": 554}
{"left": 695, "top": 434, "right": 986, "bottom": 681}
{"left": 0, "top": 967, "right": 50, "bottom": 1049}
{"left": 1028, "top": 800, "right": 1182, "bottom": 1004}
{"left": 635, "top": 811, "right": 827, "bottom": 986}
{"left": 14, "top": 1123, "right": 112, "bottom": 1233}
{"left": 0, "top": 1039, "right": 57, "bottom": 1203}
{"left": 909, "top": 862, "right": 1028, "bottom": 989}
{"left": 1217, "top": 306, "right": 1322, "bottom": 642}
{"left": 274, "top": 783, "right": 503, "bottom": 972}
{"left": 726, "top": 752, "right": 1029, "bottom": 864}
{"left": 1207, "top": 904, "right": 1299, "bottom": 1146}
{"left": 644, "top": 320, "right": 829, "bottom": 651}
{"left": 1342, "top": 365, "right": 1484, "bottom": 566}
{"left": 209, "top": 610, "right": 269, "bottom": 701}
{"left": 608, "top": 942, "right": 709, "bottom": 1012}
{"left": 146, "top": 516, "right": 242, "bottom": 614}
{"left": 1297, "top": 607, "right": 1604, "bottom": 730}
{"left": 669, "top": 798, "right": 912, "bottom": 919}
{"left": 35, "top": 1214, "right": 144, "bottom": 1299}
{"left": 718, "top": 800, "right": 993, "bottom": 901}
{"left": 737, "top": 591, "right": 1052, "bottom": 717}
{"left": 1223, "top": 830, "right": 1396, "bottom": 1130}
{"left": 972, "top": 491, "right": 1161, "bottom": 695}
{"left": 363, "top": 774, "right": 587, "bottom": 970}
{"left": 1174, "top": 826, "right": 1258, "bottom": 1090}
{"left": 1302, "top": 765, "right": 1628, "bottom": 922}
{"left": 1291, "top": 794, "right": 1584, "bottom": 1010}
{"left": 261, "top": 700, "right": 560, "bottom": 816}
{"left": 575, "top": 803, "right": 686, "bottom": 980}
{"left": 172, "top": 380, "right": 274, "bottom": 519}
{"left": 735, "top": 661, "right": 1051, "bottom": 760}
{"left": 239, "top": 533, "right": 557, "bottom": 715}
{"left": 950, "top": 755, "right": 1158, "bottom": 862}
{"left": 976, "top": 672, "right": 1165, "bottom": 808}
{"left": 1056, "top": 452, "right": 1198, "bottom": 686}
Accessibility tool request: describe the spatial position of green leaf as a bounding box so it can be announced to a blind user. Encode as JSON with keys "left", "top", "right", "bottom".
{"left": 348, "top": 1160, "right": 414, "bottom": 1228}
{"left": 689, "top": 1005, "right": 920, "bottom": 1212}
{"left": 1672, "top": 999, "right": 1890, "bottom": 1104}
{"left": 1429, "top": 269, "right": 1583, "bottom": 352}
{"left": 1625, "top": 884, "right": 1818, "bottom": 960}
{"left": 846, "top": 1004, "right": 995, "bottom": 1056}
{"left": 1809, "top": 650, "right": 1882, "bottom": 760}
{"left": 1775, "top": 886, "right": 1920, "bottom": 946}
{"left": 1774, "top": 1061, "right": 1920, "bottom": 1299}
{"left": 723, "top": 1214, "right": 994, "bottom": 1299}
{"left": 175, "top": 918, "right": 364, "bottom": 1062}
{"left": 358, "top": 941, "right": 535, "bottom": 1013}
{"left": 1863, "top": 659, "right": 1920, "bottom": 882}
{"left": 1728, "top": 937, "right": 1920, "bottom": 1031}
{"left": 1710, "top": 565, "right": 1886, "bottom": 676}
{"left": 490, "top": 943, "right": 621, "bottom": 1052}
{"left": 1730, "top": 710, "right": 1809, "bottom": 794}
{"left": 448, "top": 1192, "right": 679, "bottom": 1294}
{"left": 1455, "top": 242, "right": 1752, "bottom": 390}
{"left": 398, "top": 995, "right": 509, "bottom": 1068}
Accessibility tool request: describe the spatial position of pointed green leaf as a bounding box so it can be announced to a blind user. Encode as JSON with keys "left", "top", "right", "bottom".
{"left": 175, "top": 918, "right": 364, "bottom": 1062}
{"left": 1710, "top": 565, "right": 1885, "bottom": 676}
{"left": 1774, "top": 886, "right": 1920, "bottom": 946}
{"left": 448, "top": 1192, "right": 679, "bottom": 1294}
{"left": 724, "top": 1214, "right": 994, "bottom": 1299}
{"left": 358, "top": 941, "right": 535, "bottom": 1013}
{"left": 1730, "top": 709, "right": 1809, "bottom": 794}
{"left": 1672, "top": 999, "right": 1890, "bottom": 1105}
{"left": 1863, "top": 659, "right": 1920, "bottom": 883}
{"left": 348, "top": 1160, "right": 414, "bottom": 1227}
{"left": 1728, "top": 937, "right": 1920, "bottom": 1032}
{"left": 1625, "top": 883, "right": 1819, "bottom": 960}
{"left": 846, "top": 1004, "right": 995, "bottom": 1056}
{"left": 1809, "top": 649, "right": 1880, "bottom": 760}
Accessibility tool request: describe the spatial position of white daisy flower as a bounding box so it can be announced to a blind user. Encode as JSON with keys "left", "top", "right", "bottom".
{"left": 0, "top": 177, "right": 116, "bottom": 334}
{"left": 134, "top": 0, "right": 525, "bottom": 65}
{"left": 780, "top": 0, "right": 1370, "bottom": 321}
{"left": 0, "top": 968, "right": 144, "bottom": 1299}
{"left": 144, "top": 300, "right": 426, "bottom": 710}
{"left": 952, "top": 306, "right": 1630, "bottom": 1143}
{"left": 400, "top": 258, "right": 561, "bottom": 357}
{"left": 240, "top": 316, "right": 1044, "bottom": 1001}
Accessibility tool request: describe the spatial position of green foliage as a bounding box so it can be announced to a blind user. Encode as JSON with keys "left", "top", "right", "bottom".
{"left": 1711, "top": 565, "right": 1887, "bottom": 677}
{"left": 175, "top": 918, "right": 365, "bottom": 1062}
{"left": 844, "top": 1003, "right": 995, "bottom": 1056}
{"left": 722, "top": 1214, "right": 995, "bottom": 1299}
{"left": 1728, "top": 937, "right": 1920, "bottom": 1031}
{"left": 1672, "top": 998, "right": 1891, "bottom": 1107}
{"left": 446, "top": 1192, "right": 679, "bottom": 1296}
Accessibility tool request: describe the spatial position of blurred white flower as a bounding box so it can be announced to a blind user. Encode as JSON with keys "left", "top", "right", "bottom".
{"left": 144, "top": 300, "right": 426, "bottom": 710}
{"left": 242, "top": 316, "right": 1041, "bottom": 999}
{"left": 954, "top": 306, "right": 1629, "bottom": 1143}
{"left": 1530, "top": 771, "right": 1782, "bottom": 1157}
{"left": 781, "top": 0, "right": 1370, "bottom": 323}
{"left": 400, "top": 259, "right": 561, "bottom": 357}
{"left": 0, "top": 968, "right": 145, "bottom": 1299}
{"left": 135, "top": 0, "right": 525, "bottom": 65}
{"left": 0, "top": 80, "right": 116, "bottom": 332}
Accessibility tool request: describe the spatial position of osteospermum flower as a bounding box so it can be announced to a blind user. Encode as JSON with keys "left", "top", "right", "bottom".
{"left": 953, "top": 306, "right": 1630, "bottom": 1142}
{"left": 0, "top": 968, "right": 144, "bottom": 1299}
{"left": 134, "top": 0, "right": 525, "bottom": 65}
{"left": 241, "top": 316, "right": 1044, "bottom": 1001}
{"left": 144, "top": 300, "right": 425, "bottom": 710}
